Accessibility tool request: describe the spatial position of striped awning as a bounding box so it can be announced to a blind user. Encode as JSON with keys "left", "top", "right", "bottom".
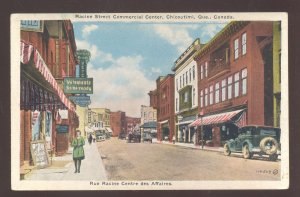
{"left": 189, "top": 109, "right": 244, "bottom": 127}
{"left": 20, "top": 40, "right": 75, "bottom": 112}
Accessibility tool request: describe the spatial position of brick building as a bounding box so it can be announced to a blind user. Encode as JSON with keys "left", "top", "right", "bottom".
{"left": 125, "top": 116, "right": 141, "bottom": 133}
{"left": 110, "top": 111, "right": 126, "bottom": 137}
{"left": 20, "top": 20, "right": 79, "bottom": 171}
{"left": 151, "top": 74, "right": 175, "bottom": 142}
{"left": 190, "top": 21, "right": 274, "bottom": 147}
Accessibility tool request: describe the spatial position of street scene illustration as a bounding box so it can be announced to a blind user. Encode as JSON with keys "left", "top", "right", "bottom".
{"left": 16, "top": 16, "right": 285, "bottom": 187}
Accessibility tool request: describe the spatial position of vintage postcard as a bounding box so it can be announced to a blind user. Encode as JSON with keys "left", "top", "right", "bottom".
{"left": 11, "top": 12, "right": 289, "bottom": 190}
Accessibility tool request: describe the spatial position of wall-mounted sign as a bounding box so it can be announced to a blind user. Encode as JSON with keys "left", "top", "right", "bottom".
{"left": 64, "top": 78, "right": 93, "bottom": 94}
{"left": 56, "top": 125, "right": 69, "bottom": 133}
{"left": 30, "top": 140, "right": 49, "bottom": 169}
{"left": 21, "top": 20, "right": 44, "bottom": 32}
{"left": 69, "top": 95, "right": 91, "bottom": 107}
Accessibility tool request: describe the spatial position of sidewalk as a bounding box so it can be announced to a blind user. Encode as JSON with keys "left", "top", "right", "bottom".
{"left": 152, "top": 138, "right": 224, "bottom": 152}
{"left": 25, "top": 140, "right": 107, "bottom": 181}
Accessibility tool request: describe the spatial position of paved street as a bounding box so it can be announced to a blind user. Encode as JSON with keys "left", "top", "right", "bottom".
{"left": 97, "top": 138, "right": 280, "bottom": 181}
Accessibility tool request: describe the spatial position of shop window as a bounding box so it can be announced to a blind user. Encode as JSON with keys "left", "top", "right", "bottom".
{"left": 209, "top": 85, "right": 214, "bottom": 105}
{"left": 228, "top": 76, "right": 233, "bottom": 99}
{"left": 222, "top": 79, "right": 227, "bottom": 101}
{"left": 234, "top": 72, "right": 240, "bottom": 97}
{"left": 200, "top": 90, "right": 203, "bottom": 108}
{"left": 215, "top": 82, "right": 220, "bottom": 104}
{"left": 204, "top": 88, "right": 208, "bottom": 107}
{"left": 234, "top": 38, "right": 239, "bottom": 60}
{"left": 242, "top": 68, "right": 247, "bottom": 95}
{"left": 242, "top": 33, "right": 247, "bottom": 55}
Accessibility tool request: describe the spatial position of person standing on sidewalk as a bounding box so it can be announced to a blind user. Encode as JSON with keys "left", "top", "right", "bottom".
{"left": 88, "top": 133, "right": 93, "bottom": 145}
{"left": 72, "top": 130, "right": 85, "bottom": 173}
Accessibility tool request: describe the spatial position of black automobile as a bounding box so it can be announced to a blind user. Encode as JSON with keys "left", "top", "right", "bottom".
{"left": 223, "top": 125, "right": 281, "bottom": 161}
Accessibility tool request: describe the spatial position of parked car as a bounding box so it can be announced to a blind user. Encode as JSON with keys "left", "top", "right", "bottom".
{"left": 142, "top": 133, "right": 152, "bottom": 143}
{"left": 126, "top": 132, "right": 141, "bottom": 143}
{"left": 223, "top": 125, "right": 281, "bottom": 161}
{"left": 118, "top": 132, "right": 127, "bottom": 140}
{"left": 95, "top": 130, "right": 106, "bottom": 142}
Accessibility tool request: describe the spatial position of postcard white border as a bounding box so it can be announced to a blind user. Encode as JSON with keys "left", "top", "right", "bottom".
{"left": 11, "top": 12, "right": 289, "bottom": 190}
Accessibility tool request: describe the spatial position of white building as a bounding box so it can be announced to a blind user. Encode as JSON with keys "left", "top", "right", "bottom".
{"left": 140, "top": 105, "right": 157, "bottom": 125}
{"left": 173, "top": 38, "right": 202, "bottom": 143}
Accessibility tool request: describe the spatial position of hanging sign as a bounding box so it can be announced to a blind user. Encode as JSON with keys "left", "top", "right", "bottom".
{"left": 63, "top": 78, "right": 93, "bottom": 94}
{"left": 56, "top": 125, "right": 69, "bottom": 133}
{"left": 69, "top": 95, "right": 91, "bottom": 107}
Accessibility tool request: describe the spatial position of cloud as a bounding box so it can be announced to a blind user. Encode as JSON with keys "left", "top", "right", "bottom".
{"left": 152, "top": 24, "right": 197, "bottom": 53}
{"left": 151, "top": 67, "right": 161, "bottom": 74}
{"left": 82, "top": 24, "right": 98, "bottom": 38}
{"left": 200, "top": 24, "right": 227, "bottom": 41}
{"left": 87, "top": 54, "right": 156, "bottom": 117}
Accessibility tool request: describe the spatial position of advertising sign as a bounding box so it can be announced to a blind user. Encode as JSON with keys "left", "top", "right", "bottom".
{"left": 64, "top": 78, "right": 93, "bottom": 94}
{"left": 30, "top": 140, "right": 49, "bottom": 169}
{"left": 21, "top": 20, "right": 44, "bottom": 32}
{"left": 56, "top": 125, "right": 69, "bottom": 133}
{"left": 69, "top": 95, "right": 91, "bottom": 107}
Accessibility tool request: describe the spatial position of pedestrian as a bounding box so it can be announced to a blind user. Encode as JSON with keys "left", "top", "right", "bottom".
{"left": 71, "top": 130, "right": 85, "bottom": 173}
{"left": 88, "top": 133, "right": 92, "bottom": 145}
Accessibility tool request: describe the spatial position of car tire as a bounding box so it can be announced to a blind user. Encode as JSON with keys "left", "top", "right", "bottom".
{"left": 224, "top": 143, "right": 231, "bottom": 156}
{"left": 242, "top": 144, "right": 252, "bottom": 159}
{"left": 260, "top": 137, "right": 279, "bottom": 155}
{"left": 269, "top": 154, "right": 278, "bottom": 161}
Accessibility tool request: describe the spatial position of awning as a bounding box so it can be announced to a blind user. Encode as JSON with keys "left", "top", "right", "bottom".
{"left": 105, "top": 128, "right": 113, "bottom": 133}
{"left": 189, "top": 109, "right": 244, "bottom": 127}
{"left": 20, "top": 41, "right": 75, "bottom": 112}
{"left": 159, "top": 120, "right": 168, "bottom": 124}
{"left": 140, "top": 121, "right": 157, "bottom": 129}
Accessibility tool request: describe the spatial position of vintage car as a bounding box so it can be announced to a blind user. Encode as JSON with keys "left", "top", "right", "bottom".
{"left": 142, "top": 133, "right": 152, "bottom": 143}
{"left": 126, "top": 132, "right": 141, "bottom": 143}
{"left": 223, "top": 125, "right": 281, "bottom": 161}
{"left": 95, "top": 130, "right": 106, "bottom": 142}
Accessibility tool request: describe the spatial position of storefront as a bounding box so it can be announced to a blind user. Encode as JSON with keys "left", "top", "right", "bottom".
{"left": 176, "top": 115, "right": 196, "bottom": 143}
{"left": 20, "top": 41, "right": 77, "bottom": 167}
{"left": 189, "top": 109, "right": 246, "bottom": 147}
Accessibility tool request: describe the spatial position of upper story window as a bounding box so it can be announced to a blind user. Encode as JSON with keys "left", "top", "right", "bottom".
{"left": 193, "top": 88, "right": 195, "bottom": 105}
{"left": 176, "top": 79, "right": 178, "bottom": 91}
{"left": 209, "top": 85, "right": 214, "bottom": 105}
{"left": 215, "top": 82, "right": 220, "bottom": 104}
{"left": 204, "top": 88, "right": 208, "bottom": 107}
{"left": 180, "top": 76, "right": 182, "bottom": 88}
{"left": 193, "top": 65, "right": 195, "bottom": 80}
{"left": 221, "top": 79, "right": 227, "bottom": 102}
{"left": 228, "top": 76, "right": 233, "bottom": 99}
{"left": 242, "top": 33, "right": 247, "bottom": 55}
{"left": 200, "top": 90, "right": 203, "bottom": 108}
{"left": 200, "top": 65, "right": 204, "bottom": 79}
{"left": 241, "top": 68, "right": 248, "bottom": 95}
{"left": 234, "top": 38, "right": 239, "bottom": 60}
{"left": 234, "top": 72, "right": 240, "bottom": 98}
{"left": 205, "top": 62, "right": 208, "bottom": 77}
{"left": 186, "top": 71, "right": 188, "bottom": 84}
{"left": 183, "top": 74, "right": 185, "bottom": 86}
{"left": 189, "top": 68, "right": 192, "bottom": 83}
{"left": 184, "top": 91, "right": 188, "bottom": 103}
{"left": 176, "top": 98, "right": 178, "bottom": 111}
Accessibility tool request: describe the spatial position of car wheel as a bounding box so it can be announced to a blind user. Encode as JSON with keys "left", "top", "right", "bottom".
{"left": 260, "top": 137, "right": 279, "bottom": 155}
{"left": 242, "top": 144, "right": 252, "bottom": 159}
{"left": 224, "top": 143, "right": 231, "bottom": 156}
{"left": 269, "top": 154, "right": 278, "bottom": 161}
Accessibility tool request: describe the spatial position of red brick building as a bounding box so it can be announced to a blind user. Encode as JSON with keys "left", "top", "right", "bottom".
{"left": 110, "top": 111, "right": 126, "bottom": 137}
{"left": 151, "top": 75, "right": 175, "bottom": 142}
{"left": 125, "top": 116, "right": 141, "bottom": 133}
{"left": 20, "top": 20, "right": 78, "bottom": 170}
{"left": 190, "top": 21, "right": 273, "bottom": 147}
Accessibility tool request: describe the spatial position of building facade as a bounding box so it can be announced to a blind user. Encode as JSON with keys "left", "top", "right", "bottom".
{"left": 89, "top": 108, "right": 111, "bottom": 131}
{"left": 190, "top": 21, "right": 274, "bottom": 147}
{"left": 110, "top": 111, "right": 126, "bottom": 137}
{"left": 154, "top": 75, "right": 175, "bottom": 142}
{"left": 173, "top": 39, "right": 201, "bottom": 143}
{"left": 20, "top": 20, "right": 78, "bottom": 171}
{"left": 125, "top": 116, "right": 141, "bottom": 133}
{"left": 140, "top": 105, "right": 157, "bottom": 125}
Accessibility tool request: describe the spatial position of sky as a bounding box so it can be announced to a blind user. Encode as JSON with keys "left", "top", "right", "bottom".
{"left": 72, "top": 22, "right": 227, "bottom": 117}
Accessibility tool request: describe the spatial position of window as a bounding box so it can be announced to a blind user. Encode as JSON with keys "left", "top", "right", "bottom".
{"left": 184, "top": 91, "right": 188, "bottom": 103}
{"left": 200, "top": 90, "right": 203, "bottom": 108}
{"left": 222, "top": 79, "right": 227, "bottom": 101}
{"left": 234, "top": 38, "right": 239, "bottom": 60}
{"left": 242, "top": 33, "right": 247, "bottom": 55}
{"left": 180, "top": 76, "right": 182, "bottom": 88}
{"left": 209, "top": 85, "right": 214, "bottom": 105}
{"left": 204, "top": 88, "right": 208, "bottom": 107}
{"left": 205, "top": 62, "right": 208, "bottom": 77}
{"left": 193, "top": 88, "right": 195, "bottom": 105}
{"left": 193, "top": 66, "right": 195, "bottom": 80}
{"left": 200, "top": 65, "right": 204, "bottom": 79}
{"left": 215, "top": 82, "right": 220, "bottom": 104}
{"left": 176, "top": 79, "right": 178, "bottom": 90}
{"left": 183, "top": 74, "right": 185, "bottom": 86}
{"left": 186, "top": 71, "right": 188, "bottom": 84}
{"left": 234, "top": 72, "right": 240, "bottom": 97}
{"left": 176, "top": 98, "right": 178, "bottom": 111}
{"left": 242, "top": 68, "right": 247, "bottom": 95}
{"left": 228, "top": 76, "right": 233, "bottom": 99}
{"left": 189, "top": 68, "right": 192, "bottom": 83}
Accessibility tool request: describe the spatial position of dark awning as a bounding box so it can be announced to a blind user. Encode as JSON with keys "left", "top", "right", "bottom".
{"left": 140, "top": 121, "right": 157, "bottom": 129}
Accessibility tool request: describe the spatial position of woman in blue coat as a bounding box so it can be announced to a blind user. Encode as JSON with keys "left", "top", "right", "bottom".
{"left": 71, "top": 130, "right": 85, "bottom": 173}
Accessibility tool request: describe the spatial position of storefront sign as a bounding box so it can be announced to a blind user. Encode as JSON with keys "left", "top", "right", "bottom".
{"left": 64, "top": 78, "right": 93, "bottom": 94}
{"left": 56, "top": 125, "right": 69, "bottom": 133}
{"left": 30, "top": 140, "right": 49, "bottom": 168}
{"left": 21, "top": 20, "right": 44, "bottom": 32}
{"left": 69, "top": 95, "right": 91, "bottom": 107}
